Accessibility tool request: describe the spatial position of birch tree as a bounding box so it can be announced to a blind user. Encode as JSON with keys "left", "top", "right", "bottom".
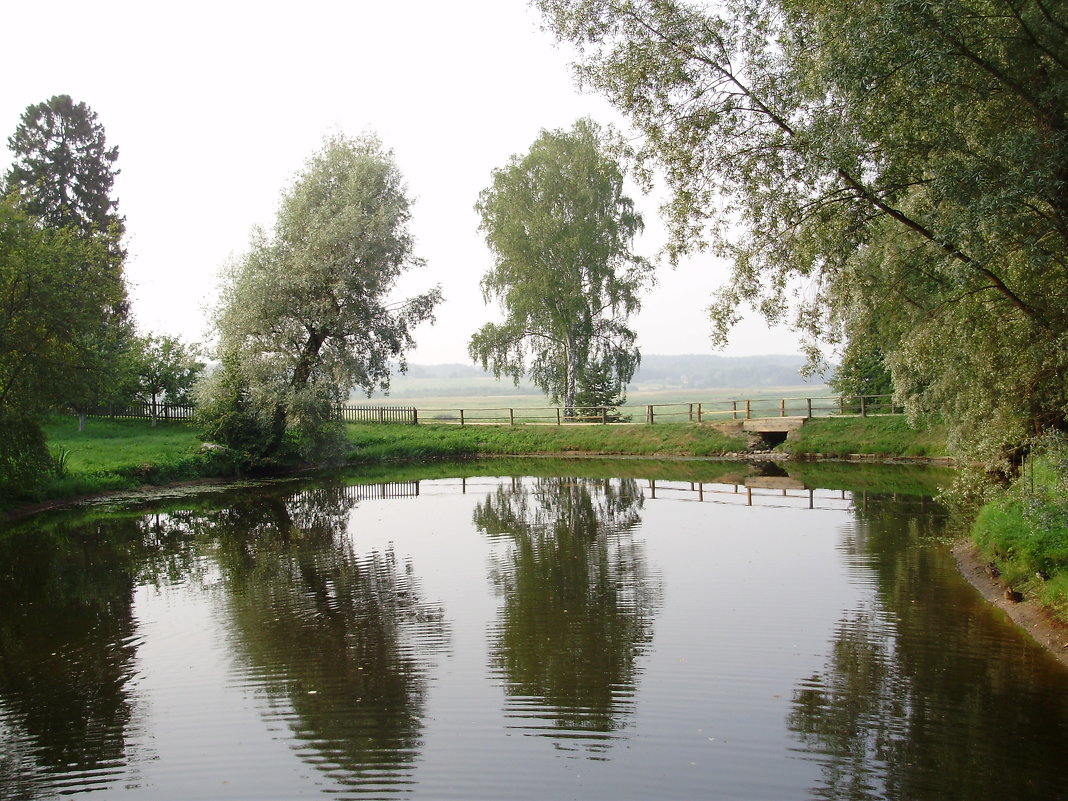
{"left": 470, "top": 118, "right": 650, "bottom": 417}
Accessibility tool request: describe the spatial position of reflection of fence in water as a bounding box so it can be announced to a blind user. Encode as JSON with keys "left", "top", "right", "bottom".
{"left": 643, "top": 479, "right": 854, "bottom": 511}
{"left": 333, "top": 477, "right": 932, "bottom": 513}
{"left": 337, "top": 481, "right": 421, "bottom": 501}
{"left": 642, "top": 480, "right": 938, "bottom": 513}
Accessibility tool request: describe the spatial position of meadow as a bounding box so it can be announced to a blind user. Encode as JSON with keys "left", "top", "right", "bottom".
{"left": 364, "top": 383, "right": 837, "bottom": 423}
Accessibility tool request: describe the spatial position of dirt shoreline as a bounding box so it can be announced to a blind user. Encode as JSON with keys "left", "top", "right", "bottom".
{"left": 952, "top": 539, "right": 1068, "bottom": 667}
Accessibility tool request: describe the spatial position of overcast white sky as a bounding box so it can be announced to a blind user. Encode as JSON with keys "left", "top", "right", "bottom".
{"left": 2, "top": 0, "right": 806, "bottom": 365}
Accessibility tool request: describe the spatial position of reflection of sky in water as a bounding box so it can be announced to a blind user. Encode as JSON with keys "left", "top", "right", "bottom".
{"left": 2, "top": 475, "right": 1067, "bottom": 800}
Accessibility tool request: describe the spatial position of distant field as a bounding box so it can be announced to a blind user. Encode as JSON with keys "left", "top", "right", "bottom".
{"left": 360, "top": 384, "right": 833, "bottom": 423}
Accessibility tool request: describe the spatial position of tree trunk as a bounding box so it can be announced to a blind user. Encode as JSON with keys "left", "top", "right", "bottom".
{"left": 563, "top": 346, "right": 577, "bottom": 419}
{"left": 266, "top": 329, "right": 327, "bottom": 455}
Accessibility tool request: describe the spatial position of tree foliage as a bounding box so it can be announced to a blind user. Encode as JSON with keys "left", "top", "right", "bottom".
{"left": 5, "top": 95, "right": 124, "bottom": 237}
{"left": 537, "top": 0, "right": 1068, "bottom": 463}
{"left": 470, "top": 118, "right": 650, "bottom": 417}
{"left": 202, "top": 133, "right": 441, "bottom": 459}
{"left": 830, "top": 340, "right": 894, "bottom": 402}
{"left": 0, "top": 200, "right": 124, "bottom": 495}
{"left": 129, "top": 334, "right": 205, "bottom": 424}
{"left": 4, "top": 94, "right": 132, "bottom": 419}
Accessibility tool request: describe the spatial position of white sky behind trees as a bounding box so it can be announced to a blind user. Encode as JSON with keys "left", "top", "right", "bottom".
{"left": 1, "top": 0, "right": 805, "bottom": 365}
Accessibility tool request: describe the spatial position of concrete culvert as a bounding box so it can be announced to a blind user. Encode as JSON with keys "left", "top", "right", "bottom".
{"left": 756, "top": 430, "right": 788, "bottom": 448}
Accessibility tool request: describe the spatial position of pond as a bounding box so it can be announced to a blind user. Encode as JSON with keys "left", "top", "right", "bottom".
{"left": 1, "top": 459, "right": 1066, "bottom": 800}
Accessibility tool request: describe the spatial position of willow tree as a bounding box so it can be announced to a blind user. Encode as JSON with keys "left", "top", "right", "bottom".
{"left": 537, "top": 0, "right": 1068, "bottom": 464}
{"left": 469, "top": 118, "right": 650, "bottom": 418}
{"left": 202, "top": 134, "right": 441, "bottom": 459}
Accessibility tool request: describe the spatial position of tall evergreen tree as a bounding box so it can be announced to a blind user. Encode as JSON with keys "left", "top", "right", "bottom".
{"left": 5, "top": 95, "right": 124, "bottom": 237}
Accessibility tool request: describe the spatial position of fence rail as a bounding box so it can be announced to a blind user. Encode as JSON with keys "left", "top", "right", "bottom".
{"left": 411, "top": 394, "right": 900, "bottom": 426}
{"left": 339, "top": 404, "right": 418, "bottom": 424}
{"left": 76, "top": 394, "right": 900, "bottom": 426}
{"left": 80, "top": 402, "right": 197, "bottom": 421}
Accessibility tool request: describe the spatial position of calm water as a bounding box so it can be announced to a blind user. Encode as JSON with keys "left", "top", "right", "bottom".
{"left": 1, "top": 463, "right": 1066, "bottom": 800}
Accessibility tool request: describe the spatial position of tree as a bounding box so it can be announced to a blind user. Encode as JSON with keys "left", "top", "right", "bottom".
{"left": 0, "top": 200, "right": 124, "bottom": 496}
{"left": 573, "top": 357, "right": 630, "bottom": 421}
{"left": 5, "top": 94, "right": 132, "bottom": 425}
{"left": 537, "top": 0, "right": 1068, "bottom": 464}
{"left": 130, "top": 334, "right": 205, "bottom": 425}
{"left": 5, "top": 95, "right": 124, "bottom": 237}
{"left": 202, "top": 133, "right": 441, "bottom": 459}
{"left": 829, "top": 339, "right": 894, "bottom": 403}
{"left": 469, "top": 118, "right": 650, "bottom": 418}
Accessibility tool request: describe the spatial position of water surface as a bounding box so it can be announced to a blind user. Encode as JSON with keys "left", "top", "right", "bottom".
{"left": 1, "top": 463, "right": 1066, "bottom": 799}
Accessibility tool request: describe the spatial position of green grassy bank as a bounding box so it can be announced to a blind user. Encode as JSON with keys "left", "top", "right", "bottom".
{"left": 345, "top": 420, "right": 749, "bottom": 460}
{"left": 4, "top": 414, "right": 948, "bottom": 517}
{"left": 22, "top": 417, "right": 236, "bottom": 508}
{"left": 779, "top": 415, "right": 950, "bottom": 459}
{"left": 970, "top": 442, "right": 1068, "bottom": 624}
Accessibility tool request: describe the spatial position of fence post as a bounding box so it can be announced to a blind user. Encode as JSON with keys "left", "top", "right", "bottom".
{"left": 379, "top": 408, "right": 384, "bottom": 424}
{"left": 556, "top": 408, "right": 561, "bottom": 426}
{"left": 509, "top": 408, "right": 514, "bottom": 426}
{"left": 806, "top": 398, "right": 812, "bottom": 419}
{"left": 780, "top": 398, "right": 786, "bottom": 417}
{"left": 732, "top": 400, "right": 738, "bottom": 420}
{"left": 839, "top": 396, "right": 845, "bottom": 415}
{"left": 860, "top": 396, "right": 867, "bottom": 417}
{"left": 688, "top": 403, "right": 694, "bottom": 422}
{"left": 697, "top": 402, "right": 702, "bottom": 423}
{"left": 460, "top": 409, "right": 465, "bottom": 426}
{"left": 412, "top": 407, "right": 418, "bottom": 425}
{"left": 745, "top": 399, "right": 751, "bottom": 419}
{"left": 647, "top": 405, "right": 654, "bottom": 424}
{"left": 601, "top": 406, "right": 607, "bottom": 425}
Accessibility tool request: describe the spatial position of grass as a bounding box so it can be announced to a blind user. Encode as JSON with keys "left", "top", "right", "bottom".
{"left": 345, "top": 421, "right": 750, "bottom": 460}
{"left": 971, "top": 450, "right": 1068, "bottom": 623}
{"left": 779, "top": 415, "right": 950, "bottom": 458}
{"left": 45, "top": 416, "right": 203, "bottom": 474}
{"left": 12, "top": 417, "right": 238, "bottom": 510}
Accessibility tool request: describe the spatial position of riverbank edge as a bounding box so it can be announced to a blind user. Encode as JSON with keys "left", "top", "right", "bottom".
{"left": 953, "top": 539, "right": 1068, "bottom": 667}
{"left": 3, "top": 446, "right": 956, "bottom": 525}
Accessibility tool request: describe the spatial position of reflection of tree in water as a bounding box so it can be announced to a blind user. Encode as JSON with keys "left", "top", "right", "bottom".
{"left": 0, "top": 514, "right": 152, "bottom": 798}
{"left": 205, "top": 483, "right": 449, "bottom": 795}
{"left": 788, "top": 500, "right": 1068, "bottom": 801}
{"left": 475, "top": 477, "right": 659, "bottom": 752}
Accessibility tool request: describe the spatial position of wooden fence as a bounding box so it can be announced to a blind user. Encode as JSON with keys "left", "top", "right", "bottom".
{"left": 395, "top": 393, "right": 900, "bottom": 426}
{"left": 78, "top": 394, "right": 899, "bottom": 426}
{"left": 339, "top": 404, "right": 418, "bottom": 424}
{"left": 81, "top": 402, "right": 197, "bottom": 421}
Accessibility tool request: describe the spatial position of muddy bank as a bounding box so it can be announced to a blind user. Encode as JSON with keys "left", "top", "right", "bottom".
{"left": 953, "top": 540, "right": 1068, "bottom": 668}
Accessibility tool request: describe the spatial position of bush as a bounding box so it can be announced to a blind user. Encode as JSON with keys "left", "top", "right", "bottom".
{"left": 194, "top": 350, "right": 275, "bottom": 460}
{"left": 0, "top": 414, "right": 54, "bottom": 503}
